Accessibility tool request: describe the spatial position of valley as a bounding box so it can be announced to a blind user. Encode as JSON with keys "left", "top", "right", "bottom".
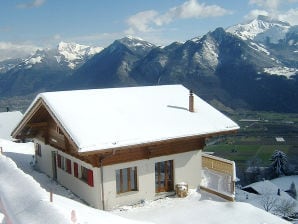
{"left": 206, "top": 110, "right": 298, "bottom": 185}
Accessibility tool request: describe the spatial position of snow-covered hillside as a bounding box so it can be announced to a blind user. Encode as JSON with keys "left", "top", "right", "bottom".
{"left": 8, "top": 42, "right": 103, "bottom": 71}
{"left": 0, "top": 139, "right": 291, "bottom": 224}
{"left": 227, "top": 15, "right": 291, "bottom": 43}
{"left": 0, "top": 111, "right": 22, "bottom": 140}
{"left": 57, "top": 42, "right": 103, "bottom": 69}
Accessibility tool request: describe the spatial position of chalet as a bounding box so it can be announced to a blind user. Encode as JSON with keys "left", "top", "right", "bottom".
{"left": 11, "top": 85, "right": 239, "bottom": 210}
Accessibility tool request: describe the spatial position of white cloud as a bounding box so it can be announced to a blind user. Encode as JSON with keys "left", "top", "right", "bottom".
{"left": 53, "top": 34, "right": 62, "bottom": 40}
{"left": 249, "top": 0, "right": 281, "bottom": 10}
{"left": 0, "top": 42, "right": 39, "bottom": 61}
{"left": 126, "top": 10, "right": 159, "bottom": 34}
{"left": 17, "top": 0, "right": 45, "bottom": 9}
{"left": 244, "top": 9, "right": 269, "bottom": 21}
{"left": 247, "top": 0, "right": 298, "bottom": 24}
{"left": 126, "top": 0, "right": 232, "bottom": 34}
{"left": 279, "top": 9, "right": 298, "bottom": 25}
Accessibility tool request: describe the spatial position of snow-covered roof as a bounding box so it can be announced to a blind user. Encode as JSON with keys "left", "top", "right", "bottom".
{"left": 242, "top": 180, "right": 280, "bottom": 195}
{"left": 30, "top": 85, "right": 239, "bottom": 152}
{"left": 0, "top": 111, "right": 23, "bottom": 140}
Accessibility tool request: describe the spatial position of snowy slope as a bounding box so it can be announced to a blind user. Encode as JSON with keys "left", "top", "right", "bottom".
{"left": 57, "top": 42, "right": 103, "bottom": 69}
{"left": 226, "top": 15, "right": 291, "bottom": 43}
{"left": 13, "top": 42, "right": 103, "bottom": 71}
{"left": 0, "top": 111, "right": 23, "bottom": 140}
{"left": 0, "top": 139, "right": 291, "bottom": 224}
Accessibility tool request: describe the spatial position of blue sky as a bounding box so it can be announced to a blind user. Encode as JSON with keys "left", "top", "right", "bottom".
{"left": 0, "top": 0, "right": 298, "bottom": 60}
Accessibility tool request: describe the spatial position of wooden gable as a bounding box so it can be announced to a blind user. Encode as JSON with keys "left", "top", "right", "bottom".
{"left": 12, "top": 98, "right": 78, "bottom": 154}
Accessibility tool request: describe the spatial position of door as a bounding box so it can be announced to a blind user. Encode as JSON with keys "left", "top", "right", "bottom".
{"left": 51, "top": 151, "right": 57, "bottom": 180}
{"left": 155, "top": 160, "right": 174, "bottom": 193}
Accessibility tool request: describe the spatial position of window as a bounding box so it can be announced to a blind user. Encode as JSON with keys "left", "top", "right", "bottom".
{"left": 116, "top": 167, "right": 137, "bottom": 194}
{"left": 74, "top": 162, "right": 78, "bottom": 178}
{"left": 60, "top": 156, "right": 65, "bottom": 170}
{"left": 81, "top": 166, "right": 94, "bottom": 187}
{"left": 57, "top": 155, "right": 71, "bottom": 174}
{"left": 56, "top": 126, "right": 63, "bottom": 135}
{"left": 66, "top": 158, "right": 72, "bottom": 174}
{"left": 155, "top": 160, "right": 174, "bottom": 193}
{"left": 35, "top": 143, "right": 41, "bottom": 157}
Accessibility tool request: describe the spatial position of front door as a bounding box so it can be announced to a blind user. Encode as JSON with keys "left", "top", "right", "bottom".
{"left": 155, "top": 160, "right": 174, "bottom": 193}
{"left": 51, "top": 151, "right": 57, "bottom": 180}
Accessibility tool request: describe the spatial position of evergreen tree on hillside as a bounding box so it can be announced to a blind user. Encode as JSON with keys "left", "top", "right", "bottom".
{"left": 288, "top": 182, "right": 297, "bottom": 199}
{"left": 270, "top": 150, "right": 288, "bottom": 177}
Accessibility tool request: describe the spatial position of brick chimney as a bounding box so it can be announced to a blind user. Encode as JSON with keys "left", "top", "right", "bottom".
{"left": 189, "top": 90, "right": 194, "bottom": 112}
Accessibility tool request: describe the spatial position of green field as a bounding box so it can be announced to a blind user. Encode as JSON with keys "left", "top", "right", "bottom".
{"left": 205, "top": 111, "right": 298, "bottom": 169}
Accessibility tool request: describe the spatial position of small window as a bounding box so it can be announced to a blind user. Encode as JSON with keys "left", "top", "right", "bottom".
{"left": 57, "top": 155, "right": 72, "bottom": 175}
{"left": 35, "top": 143, "right": 41, "bottom": 157}
{"left": 60, "top": 156, "right": 66, "bottom": 170}
{"left": 74, "top": 162, "right": 78, "bottom": 178}
{"left": 66, "top": 158, "right": 72, "bottom": 174}
{"left": 56, "top": 126, "right": 63, "bottom": 135}
{"left": 80, "top": 166, "right": 94, "bottom": 186}
{"left": 116, "top": 167, "right": 138, "bottom": 194}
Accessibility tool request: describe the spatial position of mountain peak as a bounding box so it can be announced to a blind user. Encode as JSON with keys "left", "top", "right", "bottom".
{"left": 56, "top": 42, "right": 103, "bottom": 69}
{"left": 256, "top": 15, "right": 290, "bottom": 27}
{"left": 112, "top": 36, "right": 156, "bottom": 56}
{"left": 226, "top": 15, "right": 291, "bottom": 43}
{"left": 118, "top": 36, "right": 155, "bottom": 48}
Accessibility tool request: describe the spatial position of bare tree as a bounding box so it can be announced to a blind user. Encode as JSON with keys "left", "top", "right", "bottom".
{"left": 259, "top": 194, "right": 277, "bottom": 212}
{"left": 274, "top": 199, "right": 296, "bottom": 217}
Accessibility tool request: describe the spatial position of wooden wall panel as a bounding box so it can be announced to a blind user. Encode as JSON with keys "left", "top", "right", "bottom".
{"left": 94, "top": 136, "right": 206, "bottom": 167}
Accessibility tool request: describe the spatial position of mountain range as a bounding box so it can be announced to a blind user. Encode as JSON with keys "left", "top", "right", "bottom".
{"left": 0, "top": 15, "right": 297, "bottom": 113}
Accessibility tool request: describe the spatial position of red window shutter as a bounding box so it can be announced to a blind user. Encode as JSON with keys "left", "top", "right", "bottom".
{"left": 74, "top": 162, "right": 78, "bottom": 178}
{"left": 57, "top": 154, "right": 61, "bottom": 168}
{"left": 87, "top": 169, "right": 94, "bottom": 187}
{"left": 67, "top": 159, "right": 72, "bottom": 174}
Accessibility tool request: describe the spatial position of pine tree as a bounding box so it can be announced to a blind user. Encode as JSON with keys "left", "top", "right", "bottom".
{"left": 270, "top": 150, "right": 288, "bottom": 177}
{"left": 288, "top": 182, "right": 297, "bottom": 199}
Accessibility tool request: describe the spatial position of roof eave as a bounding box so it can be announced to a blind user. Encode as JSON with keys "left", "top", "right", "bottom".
{"left": 78, "top": 128, "right": 239, "bottom": 156}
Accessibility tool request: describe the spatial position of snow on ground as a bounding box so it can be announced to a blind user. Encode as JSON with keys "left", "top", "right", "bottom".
{"left": 271, "top": 176, "right": 298, "bottom": 191}
{"left": 237, "top": 180, "right": 297, "bottom": 209}
{"left": 0, "top": 138, "right": 292, "bottom": 224}
{"left": 112, "top": 189, "right": 289, "bottom": 224}
{"left": 0, "top": 111, "right": 23, "bottom": 140}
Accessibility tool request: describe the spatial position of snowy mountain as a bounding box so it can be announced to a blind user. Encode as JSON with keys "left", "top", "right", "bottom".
{"left": 67, "top": 36, "right": 156, "bottom": 89}
{"left": 226, "top": 15, "right": 292, "bottom": 44}
{"left": 0, "top": 42, "right": 103, "bottom": 73}
{"left": 57, "top": 42, "right": 103, "bottom": 69}
{"left": 0, "top": 19, "right": 298, "bottom": 113}
{"left": 0, "top": 58, "right": 22, "bottom": 73}
{"left": 227, "top": 15, "right": 298, "bottom": 79}
{"left": 0, "top": 42, "right": 103, "bottom": 97}
{"left": 19, "top": 42, "right": 103, "bottom": 70}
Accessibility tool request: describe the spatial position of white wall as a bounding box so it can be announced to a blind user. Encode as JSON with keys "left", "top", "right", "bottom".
{"left": 56, "top": 151, "right": 102, "bottom": 209}
{"left": 35, "top": 139, "right": 202, "bottom": 210}
{"left": 35, "top": 140, "right": 54, "bottom": 178}
{"left": 35, "top": 140, "right": 102, "bottom": 209}
{"left": 102, "top": 150, "right": 201, "bottom": 210}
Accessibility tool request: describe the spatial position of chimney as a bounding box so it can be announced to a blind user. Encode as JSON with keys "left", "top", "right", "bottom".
{"left": 189, "top": 90, "right": 194, "bottom": 112}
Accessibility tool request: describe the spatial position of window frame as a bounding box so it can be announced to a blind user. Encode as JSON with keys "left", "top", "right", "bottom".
{"left": 35, "top": 143, "right": 41, "bottom": 157}
{"left": 116, "top": 166, "right": 138, "bottom": 194}
{"left": 80, "top": 165, "right": 94, "bottom": 187}
{"left": 155, "top": 160, "right": 174, "bottom": 193}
